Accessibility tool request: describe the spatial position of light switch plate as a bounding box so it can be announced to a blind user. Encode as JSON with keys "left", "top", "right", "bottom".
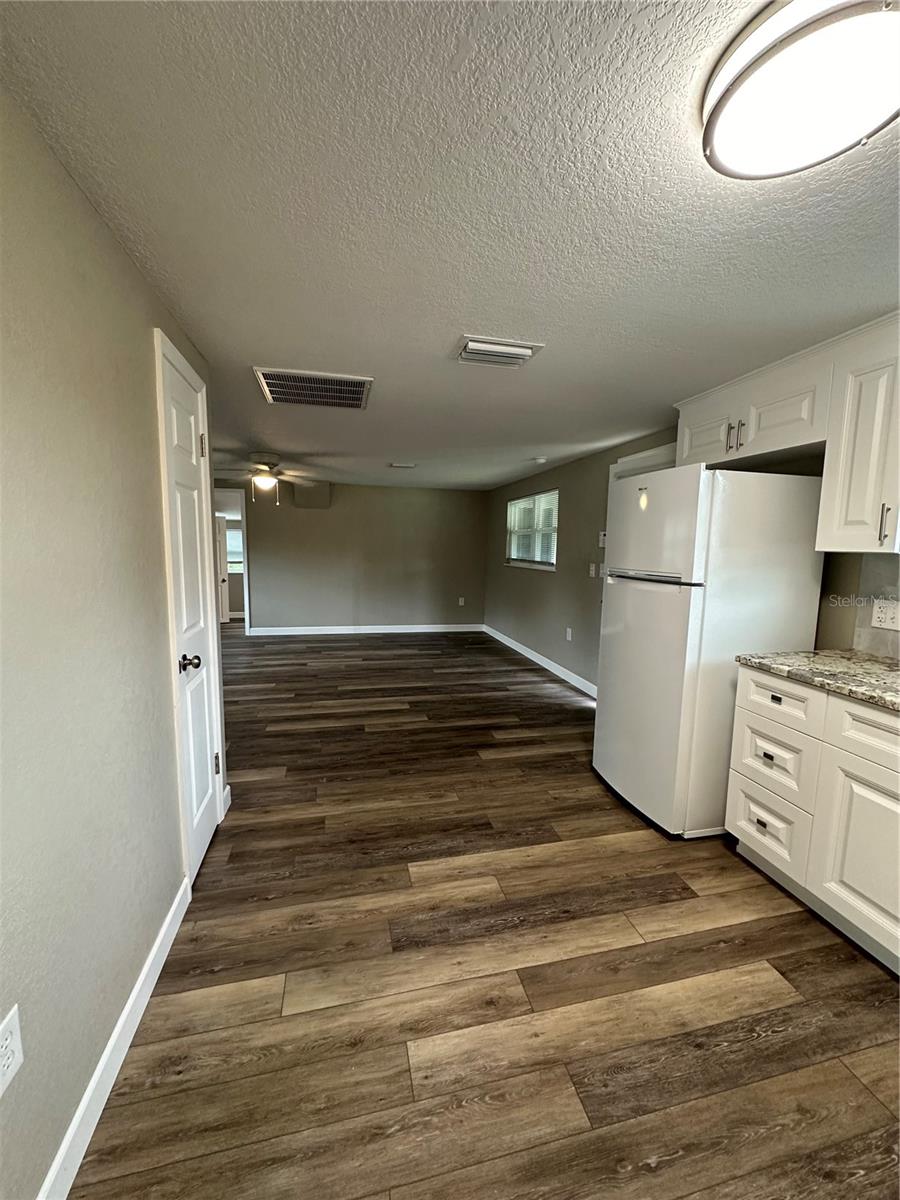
{"left": 871, "top": 597, "right": 899, "bottom": 631}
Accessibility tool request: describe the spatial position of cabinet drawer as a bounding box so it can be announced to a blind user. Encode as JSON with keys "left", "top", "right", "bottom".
{"left": 824, "top": 694, "right": 900, "bottom": 772}
{"left": 736, "top": 667, "right": 827, "bottom": 737}
{"left": 807, "top": 745, "right": 900, "bottom": 957}
{"left": 726, "top": 771, "right": 812, "bottom": 883}
{"left": 731, "top": 708, "right": 822, "bottom": 813}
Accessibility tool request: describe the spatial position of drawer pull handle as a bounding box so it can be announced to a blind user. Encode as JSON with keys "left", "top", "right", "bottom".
{"left": 770, "top": 694, "right": 783, "bottom": 705}
{"left": 755, "top": 817, "right": 768, "bottom": 830}
{"left": 761, "top": 751, "right": 775, "bottom": 763}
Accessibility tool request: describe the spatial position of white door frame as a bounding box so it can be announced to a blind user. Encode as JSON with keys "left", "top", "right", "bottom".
{"left": 214, "top": 486, "right": 251, "bottom": 634}
{"left": 153, "top": 329, "right": 227, "bottom": 873}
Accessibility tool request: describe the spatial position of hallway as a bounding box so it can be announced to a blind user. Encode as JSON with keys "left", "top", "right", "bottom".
{"left": 71, "top": 629, "right": 898, "bottom": 1198}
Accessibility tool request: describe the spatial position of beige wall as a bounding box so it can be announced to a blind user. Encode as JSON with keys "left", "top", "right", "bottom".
{"left": 484, "top": 430, "right": 676, "bottom": 684}
{"left": 0, "top": 91, "right": 206, "bottom": 1199}
{"left": 234, "top": 483, "right": 489, "bottom": 629}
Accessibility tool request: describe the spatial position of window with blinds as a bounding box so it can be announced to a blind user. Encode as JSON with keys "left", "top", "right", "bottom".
{"left": 506, "top": 489, "right": 559, "bottom": 568}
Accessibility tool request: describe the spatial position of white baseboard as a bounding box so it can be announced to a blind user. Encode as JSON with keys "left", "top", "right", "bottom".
{"left": 249, "top": 624, "right": 485, "bottom": 635}
{"left": 246, "top": 622, "right": 597, "bottom": 697}
{"left": 482, "top": 625, "right": 597, "bottom": 698}
{"left": 38, "top": 878, "right": 191, "bottom": 1200}
{"left": 221, "top": 784, "right": 232, "bottom": 815}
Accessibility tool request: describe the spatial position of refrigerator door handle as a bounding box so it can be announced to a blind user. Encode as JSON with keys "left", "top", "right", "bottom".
{"left": 607, "top": 569, "right": 704, "bottom": 587}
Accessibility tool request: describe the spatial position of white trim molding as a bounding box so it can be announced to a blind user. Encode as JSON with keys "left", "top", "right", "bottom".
{"left": 37, "top": 879, "right": 191, "bottom": 1200}
{"left": 247, "top": 623, "right": 598, "bottom": 697}
{"left": 482, "top": 625, "right": 597, "bottom": 698}
{"left": 249, "top": 624, "right": 485, "bottom": 635}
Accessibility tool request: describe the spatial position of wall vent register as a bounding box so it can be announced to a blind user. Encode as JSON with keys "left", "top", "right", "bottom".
{"left": 458, "top": 336, "right": 544, "bottom": 367}
{"left": 253, "top": 368, "right": 372, "bottom": 409}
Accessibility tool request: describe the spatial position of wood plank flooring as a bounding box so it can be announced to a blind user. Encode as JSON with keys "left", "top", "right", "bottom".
{"left": 72, "top": 628, "right": 899, "bottom": 1199}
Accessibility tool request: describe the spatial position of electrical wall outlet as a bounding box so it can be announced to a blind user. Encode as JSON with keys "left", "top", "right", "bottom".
{"left": 871, "top": 597, "right": 899, "bottom": 630}
{"left": 0, "top": 1005, "right": 23, "bottom": 1099}
{"left": 565, "top": 627, "right": 573, "bottom": 642}
{"left": 458, "top": 596, "right": 465, "bottom": 607}
{"left": 597, "top": 531, "right": 607, "bottom": 549}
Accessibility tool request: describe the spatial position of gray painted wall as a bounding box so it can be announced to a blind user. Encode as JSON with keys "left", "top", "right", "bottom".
{"left": 483, "top": 430, "right": 677, "bottom": 685}
{"left": 0, "top": 90, "right": 205, "bottom": 1199}
{"left": 236, "top": 483, "right": 489, "bottom": 628}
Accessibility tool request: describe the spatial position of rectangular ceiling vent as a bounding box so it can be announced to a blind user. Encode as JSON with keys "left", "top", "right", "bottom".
{"left": 253, "top": 367, "right": 372, "bottom": 410}
{"left": 458, "top": 336, "right": 544, "bottom": 368}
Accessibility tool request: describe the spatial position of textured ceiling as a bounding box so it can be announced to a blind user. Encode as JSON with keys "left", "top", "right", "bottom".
{"left": 2, "top": 1, "right": 898, "bottom": 488}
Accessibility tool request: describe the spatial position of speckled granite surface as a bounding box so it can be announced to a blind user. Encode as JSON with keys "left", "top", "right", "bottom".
{"left": 735, "top": 649, "right": 900, "bottom": 713}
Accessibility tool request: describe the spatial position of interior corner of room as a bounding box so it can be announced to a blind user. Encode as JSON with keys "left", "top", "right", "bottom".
{"left": 1, "top": 3, "right": 898, "bottom": 1199}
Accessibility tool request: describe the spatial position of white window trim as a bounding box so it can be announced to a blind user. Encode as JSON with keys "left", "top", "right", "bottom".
{"left": 506, "top": 487, "right": 559, "bottom": 569}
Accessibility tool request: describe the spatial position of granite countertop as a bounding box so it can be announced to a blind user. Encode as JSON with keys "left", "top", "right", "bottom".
{"left": 735, "top": 649, "right": 900, "bottom": 713}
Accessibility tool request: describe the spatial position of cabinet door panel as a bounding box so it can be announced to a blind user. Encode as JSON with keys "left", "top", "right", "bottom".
{"left": 677, "top": 395, "right": 733, "bottom": 465}
{"left": 726, "top": 771, "right": 812, "bottom": 882}
{"left": 807, "top": 745, "right": 900, "bottom": 957}
{"left": 731, "top": 708, "right": 821, "bottom": 813}
{"left": 739, "top": 353, "right": 832, "bottom": 458}
{"left": 736, "top": 667, "right": 828, "bottom": 738}
{"left": 816, "top": 319, "right": 899, "bottom": 552}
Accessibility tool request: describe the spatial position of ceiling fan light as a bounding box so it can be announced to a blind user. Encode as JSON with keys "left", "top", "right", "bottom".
{"left": 703, "top": 1, "right": 900, "bottom": 179}
{"left": 253, "top": 472, "right": 278, "bottom": 491}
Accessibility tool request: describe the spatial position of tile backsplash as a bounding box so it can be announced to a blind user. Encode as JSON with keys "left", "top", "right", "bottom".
{"left": 852, "top": 554, "right": 900, "bottom": 660}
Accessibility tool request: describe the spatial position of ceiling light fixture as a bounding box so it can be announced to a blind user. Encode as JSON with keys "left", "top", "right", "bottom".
{"left": 532, "top": 457, "right": 548, "bottom": 464}
{"left": 702, "top": 0, "right": 900, "bottom": 179}
{"left": 458, "top": 336, "right": 544, "bottom": 367}
{"left": 251, "top": 470, "right": 280, "bottom": 505}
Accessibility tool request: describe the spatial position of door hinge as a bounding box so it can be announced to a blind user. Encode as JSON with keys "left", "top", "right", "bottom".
{"left": 200, "top": 432, "right": 206, "bottom": 458}
{"left": 214, "top": 751, "right": 220, "bottom": 775}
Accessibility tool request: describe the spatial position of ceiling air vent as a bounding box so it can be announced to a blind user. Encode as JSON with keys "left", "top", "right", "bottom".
{"left": 253, "top": 367, "right": 372, "bottom": 409}
{"left": 458, "top": 336, "right": 544, "bottom": 368}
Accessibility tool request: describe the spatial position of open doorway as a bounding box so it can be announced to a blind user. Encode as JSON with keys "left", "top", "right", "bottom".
{"left": 214, "top": 487, "right": 250, "bottom": 633}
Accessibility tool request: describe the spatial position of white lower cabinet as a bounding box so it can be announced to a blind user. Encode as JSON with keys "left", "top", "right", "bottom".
{"left": 727, "top": 667, "right": 900, "bottom": 965}
{"left": 726, "top": 772, "right": 812, "bottom": 878}
{"left": 806, "top": 745, "right": 900, "bottom": 953}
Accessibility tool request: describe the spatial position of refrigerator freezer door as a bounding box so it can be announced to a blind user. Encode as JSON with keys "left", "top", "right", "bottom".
{"left": 592, "top": 574, "right": 703, "bottom": 834}
{"left": 606, "top": 464, "right": 712, "bottom": 583}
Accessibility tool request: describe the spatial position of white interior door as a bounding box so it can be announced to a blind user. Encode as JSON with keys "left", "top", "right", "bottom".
{"left": 155, "top": 330, "right": 222, "bottom": 880}
{"left": 215, "top": 515, "right": 230, "bottom": 623}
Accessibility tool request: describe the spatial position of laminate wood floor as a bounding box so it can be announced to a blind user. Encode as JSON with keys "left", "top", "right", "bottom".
{"left": 72, "top": 628, "right": 899, "bottom": 1199}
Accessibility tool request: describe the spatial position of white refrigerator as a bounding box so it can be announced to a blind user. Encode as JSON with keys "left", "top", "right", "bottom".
{"left": 592, "top": 464, "right": 823, "bottom": 837}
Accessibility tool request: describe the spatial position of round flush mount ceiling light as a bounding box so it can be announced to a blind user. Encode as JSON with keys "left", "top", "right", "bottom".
{"left": 702, "top": 0, "right": 900, "bottom": 179}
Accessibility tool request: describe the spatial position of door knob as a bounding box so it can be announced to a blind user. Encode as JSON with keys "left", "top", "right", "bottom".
{"left": 179, "top": 653, "right": 202, "bottom": 673}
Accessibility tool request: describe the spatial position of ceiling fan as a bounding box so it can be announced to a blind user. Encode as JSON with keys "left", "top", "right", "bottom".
{"left": 213, "top": 451, "right": 320, "bottom": 503}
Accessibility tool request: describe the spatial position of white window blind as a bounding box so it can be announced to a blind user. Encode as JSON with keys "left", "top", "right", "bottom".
{"left": 506, "top": 488, "right": 558, "bottom": 567}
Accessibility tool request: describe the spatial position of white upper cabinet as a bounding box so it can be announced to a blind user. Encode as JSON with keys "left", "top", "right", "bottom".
{"left": 674, "top": 317, "right": 900, "bottom": 474}
{"left": 739, "top": 353, "right": 832, "bottom": 458}
{"left": 677, "top": 391, "right": 734, "bottom": 465}
{"left": 677, "top": 349, "right": 832, "bottom": 466}
{"left": 675, "top": 314, "right": 900, "bottom": 553}
{"left": 815, "top": 318, "right": 899, "bottom": 553}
